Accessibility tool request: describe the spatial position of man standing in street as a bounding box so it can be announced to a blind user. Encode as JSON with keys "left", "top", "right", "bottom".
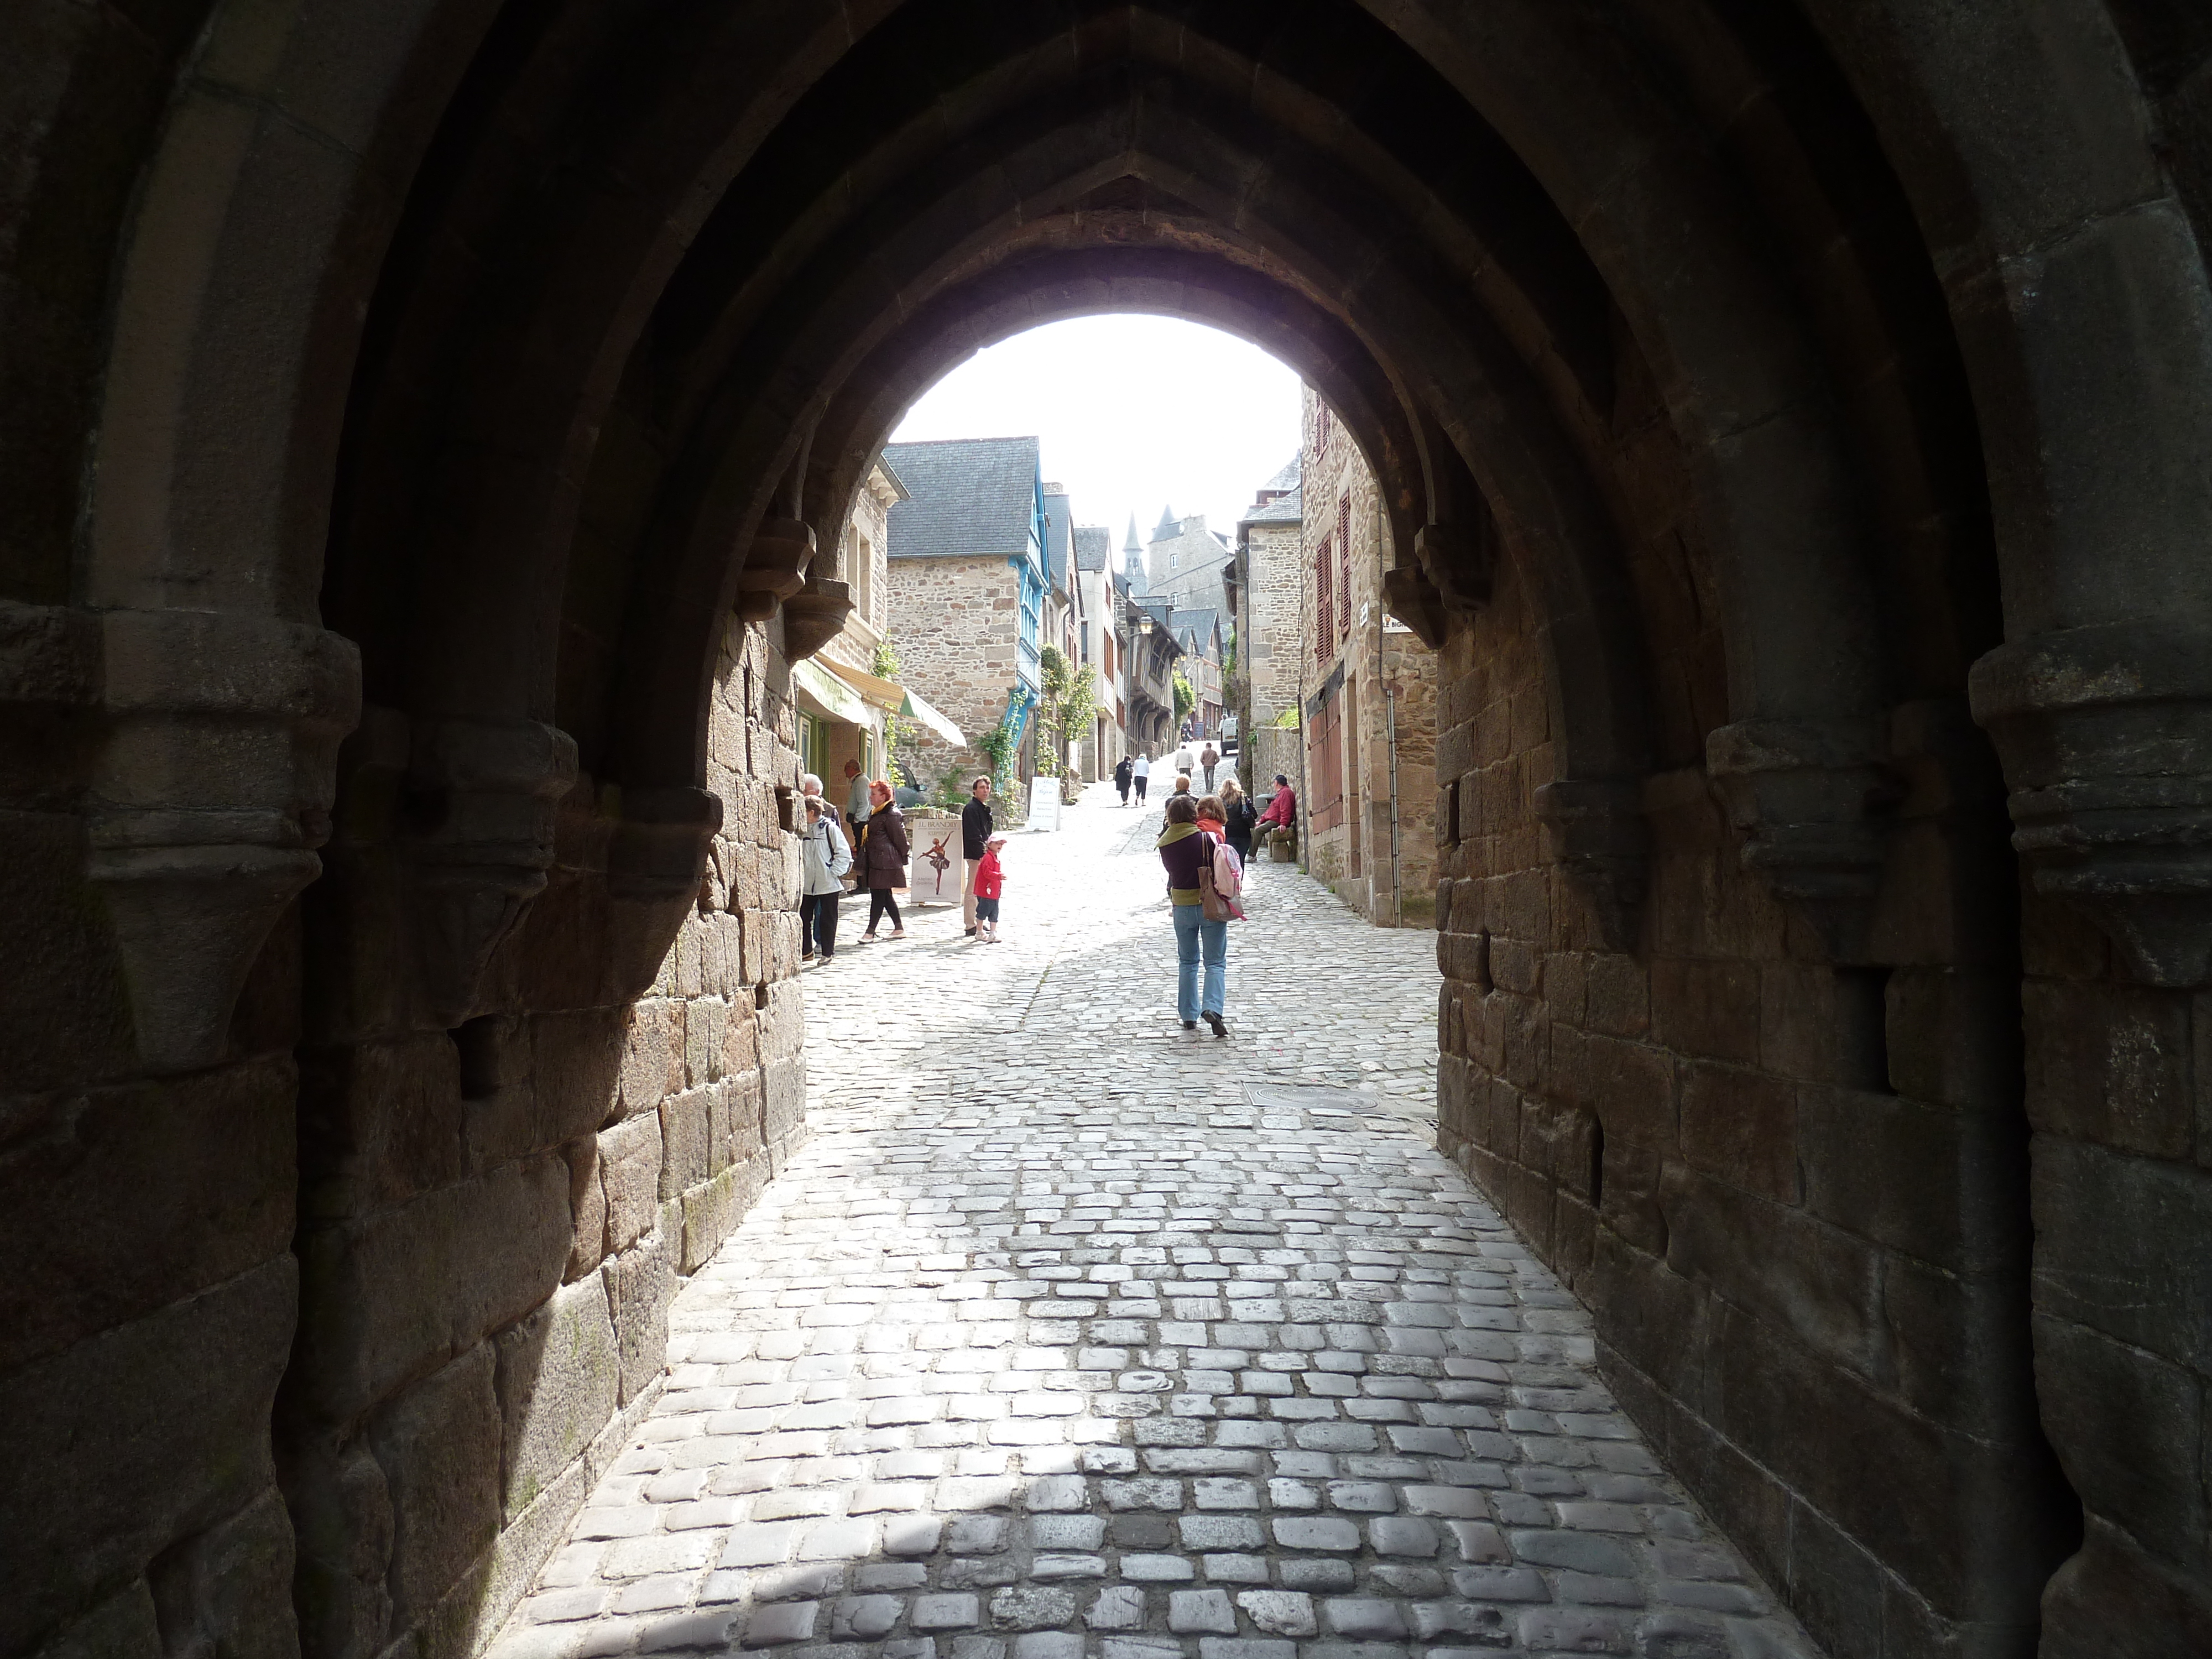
{"left": 961, "top": 775, "right": 993, "bottom": 935}
{"left": 843, "top": 758, "right": 872, "bottom": 833}
{"left": 1199, "top": 742, "right": 1219, "bottom": 791}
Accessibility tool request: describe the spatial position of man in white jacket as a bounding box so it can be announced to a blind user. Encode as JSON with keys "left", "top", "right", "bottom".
{"left": 1132, "top": 751, "right": 1151, "bottom": 804}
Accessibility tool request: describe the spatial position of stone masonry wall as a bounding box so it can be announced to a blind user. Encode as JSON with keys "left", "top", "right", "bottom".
{"left": 1429, "top": 536, "right": 2064, "bottom": 1650}
{"left": 1244, "top": 518, "right": 1305, "bottom": 726}
{"left": 1298, "top": 390, "right": 1437, "bottom": 927}
{"left": 883, "top": 554, "right": 1021, "bottom": 794}
{"left": 281, "top": 618, "right": 806, "bottom": 1659}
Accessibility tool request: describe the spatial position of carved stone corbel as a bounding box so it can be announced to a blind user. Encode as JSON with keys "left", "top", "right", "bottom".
{"left": 403, "top": 717, "right": 578, "bottom": 1024}
{"left": 1415, "top": 522, "right": 1495, "bottom": 617}
{"left": 80, "top": 607, "right": 361, "bottom": 1071}
{"left": 1534, "top": 776, "right": 1647, "bottom": 950}
{"left": 1969, "top": 620, "right": 2212, "bottom": 985}
{"left": 1706, "top": 718, "right": 1900, "bottom": 962}
{"left": 734, "top": 518, "right": 815, "bottom": 624}
{"left": 606, "top": 785, "right": 724, "bottom": 999}
{"left": 781, "top": 577, "right": 854, "bottom": 662}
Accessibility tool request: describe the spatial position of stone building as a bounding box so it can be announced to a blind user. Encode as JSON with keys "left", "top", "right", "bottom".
{"left": 880, "top": 437, "right": 1050, "bottom": 795}
{"left": 1233, "top": 455, "right": 1305, "bottom": 729}
{"left": 1142, "top": 505, "right": 1235, "bottom": 612}
{"left": 9, "top": 10, "right": 2212, "bottom": 1658}
{"left": 1071, "top": 525, "right": 1121, "bottom": 779}
{"left": 1172, "top": 607, "right": 1227, "bottom": 739}
{"left": 1293, "top": 391, "right": 1439, "bottom": 927}
{"left": 791, "top": 456, "right": 902, "bottom": 788}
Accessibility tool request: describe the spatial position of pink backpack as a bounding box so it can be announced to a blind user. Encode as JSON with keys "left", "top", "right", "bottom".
{"left": 1201, "top": 831, "right": 1244, "bottom": 921}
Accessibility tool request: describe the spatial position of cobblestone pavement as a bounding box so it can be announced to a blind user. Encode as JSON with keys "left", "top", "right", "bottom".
{"left": 492, "top": 784, "right": 1819, "bottom": 1659}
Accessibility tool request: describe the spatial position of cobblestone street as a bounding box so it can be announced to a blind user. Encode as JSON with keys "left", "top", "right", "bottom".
{"left": 492, "top": 785, "right": 1818, "bottom": 1659}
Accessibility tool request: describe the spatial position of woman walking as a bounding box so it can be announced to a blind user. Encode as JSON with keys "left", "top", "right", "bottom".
{"left": 1114, "top": 754, "right": 1134, "bottom": 805}
{"left": 1222, "top": 778, "right": 1258, "bottom": 865}
{"left": 799, "top": 796, "right": 851, "bottom": 961}
{"left": 1157, "top": 795, "right": 1229, "bottom": 1037}
{"left": 858, "top": 778, "right": 909, "bottom": 941}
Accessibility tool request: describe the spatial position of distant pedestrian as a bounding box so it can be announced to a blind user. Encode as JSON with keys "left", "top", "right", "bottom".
{"left": 799, "top": 797, "right": 851, "bottom": 961}
{"left": 961, "top": 775, "right": 993, "bottom": 936}
{"left": 1132, "top": 752, "right": 1150, "bottom": 803}
{"left": 1114, "top": 755, "right": 1133, "bottom": 805}
{"left": 1222, "top": 779, "right": 1258, "bottom": 864}
{"left": 843, "top": 758, "right": 871, "bottom": 828}
{"left": 1156, "top": 795, "right": 1230, "bottom": 1037}
{"left": 973, "top": 833, "right": 1008, "bottom": 942}
{"left": 858, "top": 779, "right": 908, "bottom": 941}
{"left": 1200, "top": 743, "right": 1219, "bottom": 790}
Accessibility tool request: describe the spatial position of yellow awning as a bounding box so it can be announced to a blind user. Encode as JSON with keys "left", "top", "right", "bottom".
{"left": 791, "top": 658, "right": 872, "bottom": 726}
{"left": 818, "top": 659, "right": 966, "bottom": 747}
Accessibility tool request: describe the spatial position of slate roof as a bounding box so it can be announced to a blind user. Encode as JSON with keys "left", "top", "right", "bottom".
{"left": 1153, "top": 504, "right": 1180, "bottom": 540}
{"left": 1042, "top": 490, "right": 1074, "bottom": 592}
{"left": 1124, "top": 515, "right": 1142, "bottom": 552}
{"left": 1259, "top": 454, "right": 1301, "bottom": 494}
{"left": 882, "top": 436, "right": 1040, "bottom": 560}
{"left": 1074, "top": 526, "right": 1112, "bottom": 572}
{"left": 1241, "top": 486, "right": 1303, "bottom": 526}
{"left": 1176, "top": 607, "right": 1223, "bottom": 656}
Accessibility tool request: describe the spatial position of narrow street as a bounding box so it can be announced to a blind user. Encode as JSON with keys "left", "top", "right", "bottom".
{"left": 491, "top": 784, "right": 1817, "bottom": 1659}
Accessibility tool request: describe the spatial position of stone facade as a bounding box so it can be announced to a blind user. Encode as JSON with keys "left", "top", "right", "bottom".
{"left": 285, "top": 618, "right": 808, "bottom": 1659}
{"left": 802, "top": 460, "right": 900, "bottom": 787}
{"left": 881, "top": 554, "right": 1026, "bottom": 795}
{"left": 1237, "top": 459, "right": 1305, "bottom": 729}
{"left": 1141, "top": 508, "right": 1233, "bottom": 612}
{"left": 1297, "top": 392, "right": 1439, "bottom": 927}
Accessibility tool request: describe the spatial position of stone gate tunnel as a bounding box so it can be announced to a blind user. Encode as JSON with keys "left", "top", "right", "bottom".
{"left": 4, "top": 4, "right": 2211, "bottom": 1658}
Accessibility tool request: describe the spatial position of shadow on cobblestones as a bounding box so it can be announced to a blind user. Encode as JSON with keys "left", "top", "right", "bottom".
{"left": 488, "top": 787, "right": 1820, "bottom": 1659}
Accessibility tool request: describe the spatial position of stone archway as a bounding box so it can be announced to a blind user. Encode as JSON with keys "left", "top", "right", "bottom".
{"left": 4, "top": 4, "right": 2210, "bottom": 1658}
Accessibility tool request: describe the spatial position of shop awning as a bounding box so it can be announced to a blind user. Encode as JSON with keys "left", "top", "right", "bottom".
{"left": 791, "top": 658, "right": 872, "bottom": 726}
{"left": 818, "top": 659, "right": 967, "bottom": 747}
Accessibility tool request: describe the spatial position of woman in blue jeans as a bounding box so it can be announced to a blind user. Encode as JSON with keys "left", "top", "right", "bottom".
{"left": 1156, "top": 794, "right": 1229, "bottom": 1037}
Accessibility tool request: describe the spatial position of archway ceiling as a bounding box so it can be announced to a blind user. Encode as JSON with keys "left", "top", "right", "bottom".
{"left": 326, "top": 0, "right": 1991, "bottom": 912}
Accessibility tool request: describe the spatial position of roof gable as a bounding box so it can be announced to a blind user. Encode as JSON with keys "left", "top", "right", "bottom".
{"left": 882, "top": 437, "right": 1041, "bottom": 561}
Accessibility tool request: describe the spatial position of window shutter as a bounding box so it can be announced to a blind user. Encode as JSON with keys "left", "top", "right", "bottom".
{"left": 1337, "top": 496, "right": 1352, "bottom": 638}
{"left": 1315, "top": 539, "right": 1333, "bottom": 659}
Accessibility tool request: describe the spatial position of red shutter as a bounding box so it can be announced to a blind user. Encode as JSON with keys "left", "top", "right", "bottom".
{"left": 1337, "top": 496, "right": 1352, "bottom": 638}
{"left": 1314, "top": 539, "right": 1333, "bottom": 659}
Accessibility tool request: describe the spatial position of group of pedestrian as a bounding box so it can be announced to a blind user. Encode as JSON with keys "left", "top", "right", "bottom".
{"left": 794, "top": 764, "right": 916, "bottom": 962}
{"left": 1113, "top": 752, "right": 1151, "bottom": 805}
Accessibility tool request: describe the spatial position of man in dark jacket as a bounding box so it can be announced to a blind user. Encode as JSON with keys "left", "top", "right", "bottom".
{"left": 961, "top": 775, "right": 993, "bottom": 935}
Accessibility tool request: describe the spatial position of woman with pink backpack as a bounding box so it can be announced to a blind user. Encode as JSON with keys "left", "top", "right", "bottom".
{"left": 1155, "top": 794, "right": 1242, "bottom": 1037}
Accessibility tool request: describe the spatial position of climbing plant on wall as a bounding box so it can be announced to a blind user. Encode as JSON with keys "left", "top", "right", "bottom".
{"left": 1172, "top": 664, "right": 1196, "bottom": 731}
{"left": 872, "top": 637, "right": 914, "bottom": 785}
{"left": 1034, "top": 644, "right": 1098, "bottom": 787}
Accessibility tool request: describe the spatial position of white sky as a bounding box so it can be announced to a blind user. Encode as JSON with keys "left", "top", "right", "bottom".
{"left": 889, "top": 315, "right": 1304, "bottom": 552}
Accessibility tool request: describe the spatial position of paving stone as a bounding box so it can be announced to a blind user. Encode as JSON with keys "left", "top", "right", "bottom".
{"left": 1322, "top": 1598, "right": 1408, "bottom": 1639}
{"left": 1086, "top": 1587, "right": 1147, "bottom": 1630}
{"left": 1168, "top": 1590, "right": 1239, "bottom": 1634}
{"left": 1235, "top": 1591, "right": 1317, "bottom": 1637}
{"left": 740, "top": 1603, "right": 819, "bottom": 1647}
{"left": 484, "top": 796, "right": 1816, "bottom": 1659}
{"left": 913, "top": 1595, "right": 983, "bottom": 1631}
{"left": 990, "top": 1587, "right": 1077, "bottom": 1630}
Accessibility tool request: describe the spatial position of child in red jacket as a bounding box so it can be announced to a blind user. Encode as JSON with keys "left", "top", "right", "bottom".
{"left": 973, "top": 834, "right": 1007, "bottom": 942}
